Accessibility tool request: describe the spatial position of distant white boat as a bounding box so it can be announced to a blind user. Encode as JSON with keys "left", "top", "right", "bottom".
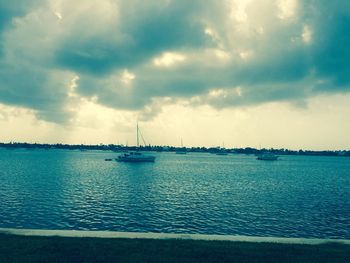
{"left": 216, "top": 142, "right": 228, "bottom": 155}
{"left": 257, "top": 152, "right": 278, "bottom": 161}
{"left": 175, "top": 151, "right": 187, "bottom": 155}
{"left": 216, "top": 151, "right": 228, "bottom": 156}
{"left": 175, "top": 138, "right": 187, "bottom": 154}
{"left": 116, "top": 123, "right": 156, "bottom": 163}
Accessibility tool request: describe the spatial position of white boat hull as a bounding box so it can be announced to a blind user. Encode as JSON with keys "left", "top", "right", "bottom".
{"left": 257, "top": 154, "right": 278, "bottom": 161}
{"left": 116, "top": 152, "right": 156, "bottom": 162}
{"left": 116, "top": 156, "right": 155, "bottom": 162}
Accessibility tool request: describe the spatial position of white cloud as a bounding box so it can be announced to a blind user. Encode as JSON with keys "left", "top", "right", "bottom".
{"left": 214, "top": 49, "right": 231, "bottom": 61}
{"left": 229, "top": 0, "right": 252, "bottom": 23}
{"left": 120, "top": 70, "right": 135, "bottom": 85}
{"left": 302, "top": 24, "right": 312, "bottom": 44}
{"left": 239, "top": 50, "right": 254, "bottom": 60}
{"left": 153, "top": 52, "right": 187, "bottom": 67}
{"left": 54, "top": 11, "right": 62, "bottom": 20}
{"left": 277, "top": 0, "right": 298, "bottom": 20}
{"left": 67, "top": 75, "right": 79, "bottom": 97}
{"left": 209, "top": 89, "right": 228, "bottom": 98}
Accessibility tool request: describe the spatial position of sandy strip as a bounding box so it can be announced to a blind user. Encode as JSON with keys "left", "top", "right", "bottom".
{"left": 1, "top": 228, "right": 349, "bottom": 245}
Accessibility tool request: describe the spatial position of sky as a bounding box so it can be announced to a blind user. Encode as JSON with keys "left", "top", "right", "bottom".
{"left": 0, "top": 0, "right": 350, "bottom": 150}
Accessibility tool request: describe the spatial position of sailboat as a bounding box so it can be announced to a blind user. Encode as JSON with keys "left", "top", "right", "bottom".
{"left": 116, "top": 123, "right": 156, "bottom": 162}
{"left": 256, "top": 144, "right": 278, "bottom": 161}
{"left": 256, "top": 152, "right": 278, "bottom": 161}
{"left": 216, "top": 142, "right": 228, "bottom": 155}
{"left": 175, "top": 138, "right": 187, "bottom": 154}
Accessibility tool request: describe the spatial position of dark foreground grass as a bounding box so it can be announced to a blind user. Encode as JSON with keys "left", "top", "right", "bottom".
{"left": 0, "top": 234, "right": 349, "bottom": 263}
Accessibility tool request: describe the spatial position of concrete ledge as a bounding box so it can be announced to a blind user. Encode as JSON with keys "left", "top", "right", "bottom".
{"left": 1, "top": 228, "right": 349, "bottom": 245}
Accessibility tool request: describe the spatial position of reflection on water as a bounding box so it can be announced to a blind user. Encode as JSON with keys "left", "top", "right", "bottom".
{"left": 0, "top": 148, "right": 349, "bottom": 238}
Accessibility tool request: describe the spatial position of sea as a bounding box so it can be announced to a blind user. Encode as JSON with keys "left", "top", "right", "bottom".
{"left": 0, "top": 148, "right": 349, "bottom": 239}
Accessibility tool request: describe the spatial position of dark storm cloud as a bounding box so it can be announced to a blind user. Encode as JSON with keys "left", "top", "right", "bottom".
{"left": 54, "top": 0, "right": 208, "bottom": 75}
{"left": 0, "top": 0, "right": 40, "bottom": 56}
{"left": 0, "top": 61, "right": 72, "bottom": 122}
{"left": 0, "top": 0, "right": 349, "bottom": 122}
{"left": 0, "top": 0, "right": 41, "bottom": 30}
{"left": 311, "top": 4, "right": 350, "bottom": 88}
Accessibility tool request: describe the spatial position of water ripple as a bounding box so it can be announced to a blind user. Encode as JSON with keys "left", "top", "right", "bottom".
{"left": 0, "top": 149, "right": 349, "bottom": 239}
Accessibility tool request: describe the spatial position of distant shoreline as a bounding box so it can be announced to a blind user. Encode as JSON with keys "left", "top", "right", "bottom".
{"left": 1, "top": 142, "right": 349, "bottom": 157}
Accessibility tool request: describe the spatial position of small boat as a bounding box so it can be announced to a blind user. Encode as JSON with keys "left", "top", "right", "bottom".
{"left": 175, "top": 138, "right": 187, "bottom": 154}
{"left": 216, "top": 151, "right": 228, "bottom": 156}
{"left": 116, "top": 123, "right": 156, "bottom": 163}
{"left": 216, "top": 142, "right": 228, "bottom": 155}
{"left": 257, "top": 152, "right": 278, "bottom": 161}
{"left": 175, "top": 151, "right": 187, "bottom": 154}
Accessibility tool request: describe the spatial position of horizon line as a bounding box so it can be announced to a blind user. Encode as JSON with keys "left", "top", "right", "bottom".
{"left": 1, "top": 141, "right": 349, "bottom": 153}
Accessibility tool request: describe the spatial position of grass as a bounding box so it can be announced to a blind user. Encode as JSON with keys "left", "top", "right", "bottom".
{"left": 1, "top": 234, "right": 349, "bottom": 263}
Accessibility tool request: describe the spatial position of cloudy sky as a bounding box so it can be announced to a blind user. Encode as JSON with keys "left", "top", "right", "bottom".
{"left": 0, "top": 0, "right": 349, "bottom": 150}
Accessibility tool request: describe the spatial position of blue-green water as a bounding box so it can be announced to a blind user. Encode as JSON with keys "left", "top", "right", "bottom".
{"left": 0, "top": 148, "right": 349, "bottom": 239}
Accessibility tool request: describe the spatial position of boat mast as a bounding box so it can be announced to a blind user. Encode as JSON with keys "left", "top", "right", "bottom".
{"left": 137, "top": 122, "right": 139, "bottom": 148}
